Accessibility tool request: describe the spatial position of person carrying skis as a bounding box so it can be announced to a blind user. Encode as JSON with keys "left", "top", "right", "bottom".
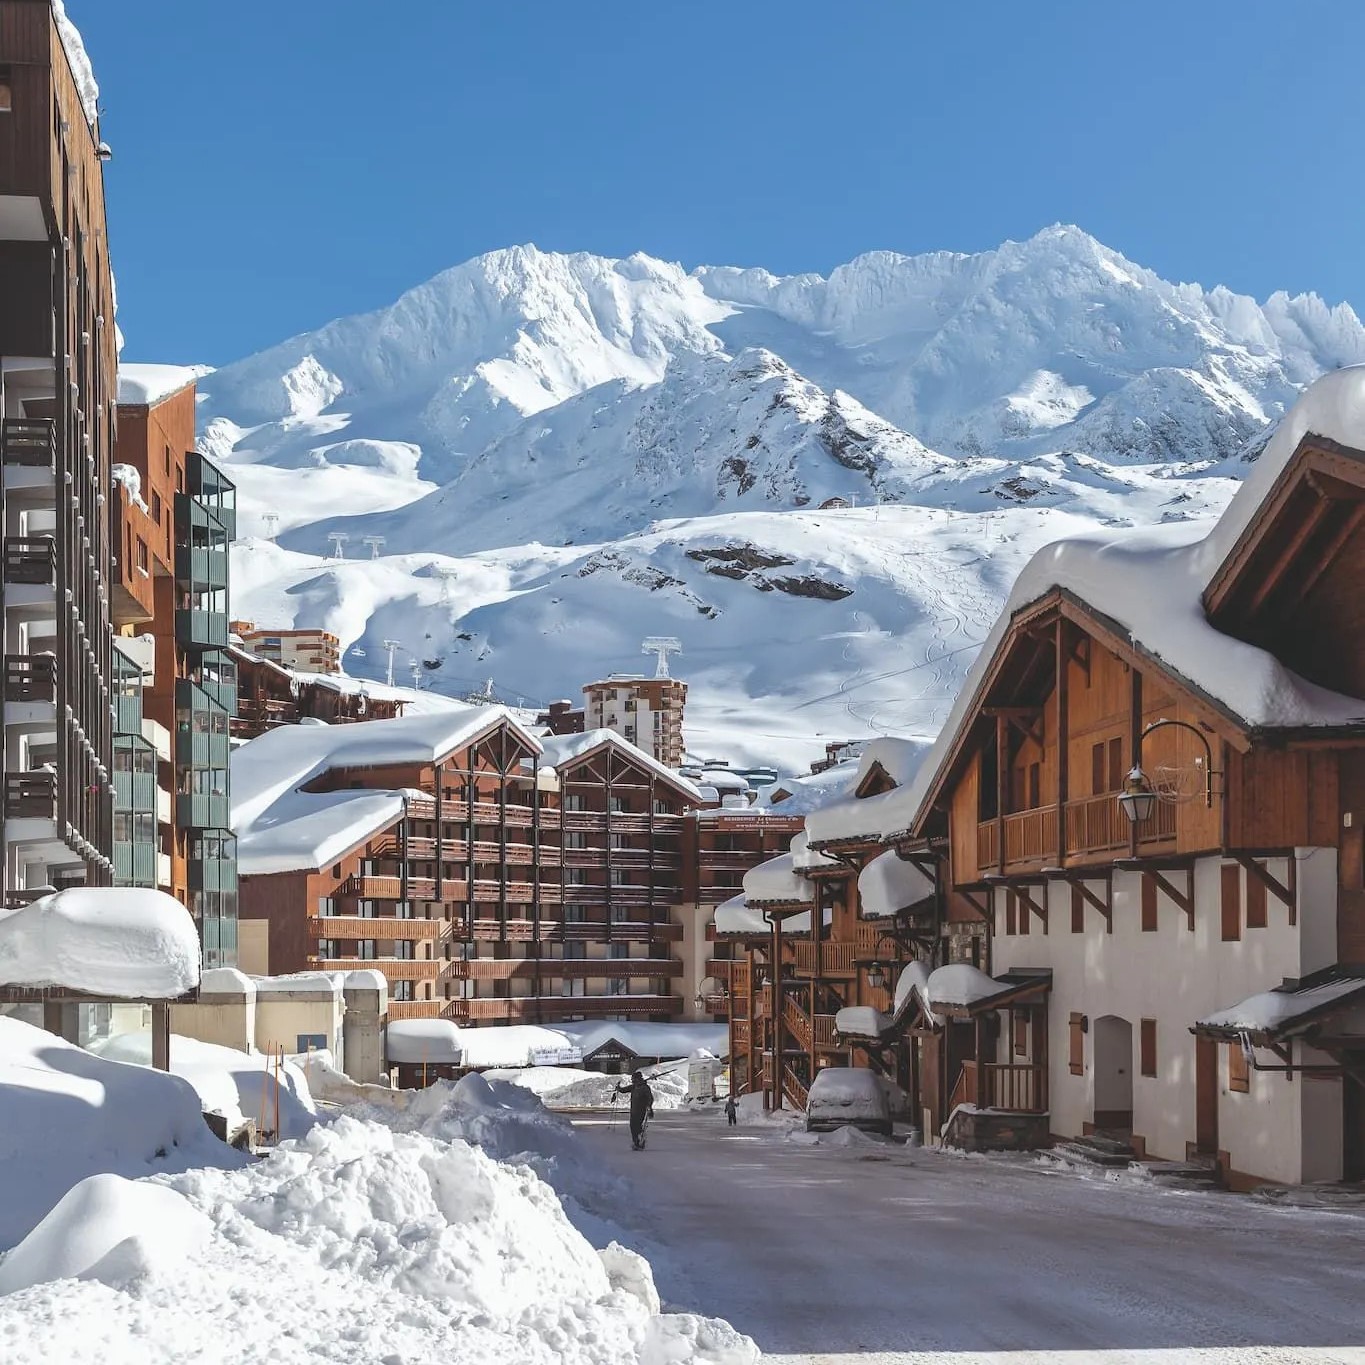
{"left": 615, "top": 1070, "right": 655, "bottom": 1149}
{"left": 724, "top": 1092, "right": 738, "bottom": 1126}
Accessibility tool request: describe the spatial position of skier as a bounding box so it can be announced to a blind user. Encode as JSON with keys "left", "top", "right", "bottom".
{"left": 724, "top": 1092, "right": 738, "bottom": 1127}
{"left": 615, "top": 1070, "right": 655, "bottom": 1150}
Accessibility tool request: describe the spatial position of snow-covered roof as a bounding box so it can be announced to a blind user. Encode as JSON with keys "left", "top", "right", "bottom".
{"left": 697, "top": 769, "right": 750, "bottom": 793}
{"left": 741, "top": 852, "right": 812, "bottom": 906}
{"left": 712, "top": 892, "right": 830, "bottom": 937}
{"left": 232, "top": 707, "right": 539, "bottom": 875}
{"left": 791, "top": 829, "right": 839, "bottom": 873}
{"left": 805, "top": 738, "right": 934, "bottom": 846}
{"left": 536, "top": 729, "right": 702, "bottom": 801}
{"left": 756, "top": 760, "right": 859, "bottom": 817}
{"left": 857, "top": 851, "right": 934, "bottom": 919}
{"left": 0, "top": 888, "right": 199, "bottom": 999}
{"left": 252, "top": 972, "right": 344, "bottom": 1001}
{"left": 926, "top": 964, "right": 1008, "bottom": 1009}
{"left": 833, "top": 1004, "right": 891, "bottom": 1040}
{"left": 904, "top": 368, "right": 1365, "bottom": 836}
{"left": 386, "top": 1018, "right": 463, "bottom": 1065}
{"left": 1196, "top": 975, "right": 1365, "bottom": 1039}
{"left": 834, "top": 960, "right": 936, "bottom": 1040}
{"left": 117, "top": 363, "right": 211, "bottom": 408}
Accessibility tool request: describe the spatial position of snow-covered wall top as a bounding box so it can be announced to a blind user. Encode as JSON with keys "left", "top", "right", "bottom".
{"left": 0, "top": 888, "right": 199, "bottom": 998}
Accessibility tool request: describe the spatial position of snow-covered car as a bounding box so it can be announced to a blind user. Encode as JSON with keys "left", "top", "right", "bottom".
{"left": 805, "top": 1066, "right": 892, "bottom": 1136}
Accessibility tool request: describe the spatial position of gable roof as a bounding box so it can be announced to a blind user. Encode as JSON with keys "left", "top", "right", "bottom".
{"left": 905, "top": 369, "right": 1365, "bottom": 836}
{"left": 232, "top": 707, "right": 540, "bottom": 875}
{"left": 535, "top": 729, "right": 701, "bottom": 802}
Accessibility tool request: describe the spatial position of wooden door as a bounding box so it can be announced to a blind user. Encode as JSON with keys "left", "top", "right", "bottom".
{"left": 1195, "top": 1036, "right": 1219, "bottom": 1154}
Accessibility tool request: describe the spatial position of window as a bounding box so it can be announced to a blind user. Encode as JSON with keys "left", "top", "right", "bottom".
{"left": 357, "top": 940, "right": 377, "bottom": 960}
{"left": 562, "top": 978, "right": 586, "bottom": 997}
{"left": 391, "top": 980, "right": 413, "bottom": 1002}
{"left": 564, "top": 903, "right": 585, "bottom": 923}
{"left": 1070, "top": 885, "right": 1085, "bottom": 934}
{"left": 565, "top": 832, "right": 587, "bottom": 850}
{"left": 609, "top": 797, "right": 626, "bottom": 814}
{"left": 1141, "top": 876, "right": 1158, "bottom": 932}
{"left": 610, "top": 868, "right": 628, "bottom": 886}
{"left": 563, "top": 942, "right": 587, "bottom": 959}
{"left": 0, "top": 67, "right": 12, "bottom": 114}
{"left": 317, "top": 939, "right": 339, "bottom": 959}
{"left": 653, "top": 799, "right": 669, "bottom": 816}
{"left": 356, "top": 900, "right": 376, "bottom": 919}
{"left": 135, "top": 538, "right": 149, "bottom": 574}
{"left": 1012, "top": 1012, "right": 1028, "bottom": 1057}
{"left": 609, "top": 942, "right": 629, "bottom": 960}
{"left": 1139, "top": 1019, "right": 1157, "bottom": 1077}
{"left": 318, "top": 897, "right": 335, "bottom": 918}
{"left": 1068, "top": 1013, "right": 1085, "bottom": 1075}
{"left": 565, "top": 794, "right": 586, "bottom": 813}
{"left": 296, "top": 1033, "right": 327, "bottom": 1054}
{"left": 393, "top": 941, "right": 415, "bottom": 960}
{"left": 151, "top": 490, "right": 162, "bottom": 525}
{"left": 1220, "top": 864, "right": 1241, "bottom": 942}
{"left": 1245, "top": 870, "right": 1267, "bottom": 929}
{"left": 164, "top": 445, "right": 172, "bottom": 478}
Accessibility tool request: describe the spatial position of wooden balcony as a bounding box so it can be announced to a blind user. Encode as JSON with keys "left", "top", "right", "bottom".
{"left": 445, "top": 993, "right": 684, "bottom": 1022}
{"left": 461, "top": 917, "right": 680, "bottom": 943}
{"left": 386, "top": 1000, "right": 441, "bottom": 1021}
{"left": 307, "top": 957, "right": 441, "bottom": 980}
{"left": 977, "top": 793, "right": 1178, "bottom": 874}
{"left": 951, "top": 1060, "right": 1047, "bottom": 1112}
{"left": 308, "top": 915, "right": 447, "bottom": 941}
{"left": 6, "top": 771, "right": 56, "bottom": 820}
{"left": 790, "top": 941, "right": 859, "bottom": 976}
{"left": 5, "top": 653, "right": 56, "bottom": 704}
{"left": 446, "top": 957, "right": 684, "bottom": 981}
{"left": 442, "top": 800, "right": 542, "bottom": 828}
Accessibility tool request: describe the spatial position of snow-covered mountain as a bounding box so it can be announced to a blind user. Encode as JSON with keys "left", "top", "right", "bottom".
{"left": 192, "top": 227, "right": 1365, "bottom": 770}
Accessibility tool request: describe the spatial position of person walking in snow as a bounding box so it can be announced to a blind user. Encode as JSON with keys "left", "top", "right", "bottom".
{"left": 724, "top": 1093, "right": 738, "bottom": 1126}
{"left": 615, "top": 1070, "right": 655, "bottom": 1149}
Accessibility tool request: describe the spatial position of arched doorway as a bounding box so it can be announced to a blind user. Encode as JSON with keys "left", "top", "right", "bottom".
{"left": 1092, "top": 1015, "right": 1134, "bottom": 1133}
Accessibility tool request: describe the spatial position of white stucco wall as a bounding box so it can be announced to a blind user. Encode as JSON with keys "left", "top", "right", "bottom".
{"left": 991, "top": 848, "right": 1338, "bottom": 1184}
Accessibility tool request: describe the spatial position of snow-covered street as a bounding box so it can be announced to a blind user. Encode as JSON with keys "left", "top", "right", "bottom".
{"left": 576, "top": 1110, "right": 1365, "bottom": 1365}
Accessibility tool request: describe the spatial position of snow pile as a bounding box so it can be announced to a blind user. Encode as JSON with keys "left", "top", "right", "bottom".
{"left": 1197, "top": 976, "right": 1365, "bottom": 1036}
{"left": 92, "top": 1032, "right": 317, "bottom": 1141}
{"left": 790, "top": 828, "right": 839, "bottom": 872}
{"left": 485, "top": 1060, "right": 690, "bottom": 1111}
{"left": 116, "top": 363, "right": 210, "bottom": 408}
{"left": 857, "top": 850, "right": 934, "bottom": 918}
{"left": 0, "top": 888, "right": 199, "bottom": 998}
{"left": 714, "top": 892, "right": 829, "bottom": 937}
{"left": 292, "top": 1048, "right": 410, "bottom": 1110}
{"left": 927, "top": 963, "right": 1004, "bottom": 1008}
{"left": 0, "top": 1175, "right": 210, "bottom": 1295}
{"left": 833, "top": 1004, "right": 890, "bottom": 1040}
{"left": 0, "top": 1018, "right": 242, "bottom": 1251}
{"left": 805, "top": 737, "right": 935, "bottom": 847}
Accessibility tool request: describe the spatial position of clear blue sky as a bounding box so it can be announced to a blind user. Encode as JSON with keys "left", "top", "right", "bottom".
{"left": 78, "top": 0, "right": 1365, "bottom": 366}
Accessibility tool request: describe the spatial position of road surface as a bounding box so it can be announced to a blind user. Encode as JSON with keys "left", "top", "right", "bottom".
{"left": 573, "top": 1109, "right": 1365, "bottom": 1364}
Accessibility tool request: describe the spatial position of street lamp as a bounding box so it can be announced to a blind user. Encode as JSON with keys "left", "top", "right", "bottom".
{"left": 1118, "top": 718, "right": 1217, "bottom": 825}
{"left": 866, "top": 961, "right": 888, "bottom": 991}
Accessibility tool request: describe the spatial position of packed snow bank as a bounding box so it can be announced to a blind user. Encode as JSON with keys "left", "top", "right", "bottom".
{"left": 92, "top": 1033, "right": 317, "bottom": 1141}
{"left": 485, "top": 1060, "right": 690, "bottom": 1111}
{"left": 292, "top": 1048, "right": 409, "bottom": 1110}
{"left": 0, "top": 1175, "right": 210, "bottom": 1295}
{"left": 0, "top": 887, "right": 199, "bottom": 998}
{"left": 0, "top": 1018, "right": 242, "bottom": 1251}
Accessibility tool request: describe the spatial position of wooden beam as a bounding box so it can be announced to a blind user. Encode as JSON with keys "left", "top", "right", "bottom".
{"left": 1017, "top": 882, "right": 1048, "bottom": 932}
{"left": 1047, "top": 870, "right": 1111, "bottom": 931}
{"left": 1147, "top": 866, "right": 1195, "bottom": 932}
{"left": 1235, "top": 854, "right": 1297, "bottom": 925}
{"left": 1296, "top": 503, "right": 1365, "bottom": 602}
{"left": 1008, "top": 713, "right": 1044, "bottom": 749}
{"left": 1244, "top": 494, "right": 1334, "bottom": 616}
{"left": 960, "top": 888, "right": 992, "bottom": 922}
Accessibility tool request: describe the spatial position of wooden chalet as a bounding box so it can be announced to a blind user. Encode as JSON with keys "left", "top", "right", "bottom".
{"left": 905, "top": 374, "right": 1365, "bottom": 1185}
{"left": 230, "top": 644, "right": 406, "bottom": 739}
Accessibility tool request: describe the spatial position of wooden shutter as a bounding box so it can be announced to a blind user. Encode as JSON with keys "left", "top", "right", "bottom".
{"left": 1245, "top": 868, "right": 1267, "bottom": 929}
{"left": 1228, "top": 1040, "right": 1250, "bottom": 1093}
{"left": 1018, "top": 890, "right": 1030, "bottom": 936}
{"left": 1028, "top": 762, "right": 1041, "bottom": 809}
{"left": 1091, "top": 742, "right": 1106, "bottom": 796}
{"left": 1012, "top": 1012, "right": 1028, "bottom": 1057}
{"left": 1139, "top": 1018, "right": 1157, "bottom": 1077}
{"left": 1004, "top": 890, "right": 1016, "bottom": 936}
{"left": 1141, "top": 875, "right": 1158, "bottom": 932}
{"left": 1220, "top": 864, "right": 1242, "bottom": 941}
{"left": 1068, "top": 1013, "right": 1084, "bottom": 1075}
{"left": 1108, "top": 737, "right": 1124, "bottom": 793}
{"left": 1071, "top": 884, "right": 1085, "bottom": 933}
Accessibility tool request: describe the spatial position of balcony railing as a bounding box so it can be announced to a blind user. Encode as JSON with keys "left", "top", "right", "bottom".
{"left": 309, "top": 914, "right": 446, "bottom": 941}
{"left": 790, "top": 941, "right": 858, "bottom": 977}
{"left": 980, "top": 1062, "right": 1046, "bottom": 1113}
{"left": 4, "top": 536, "right": 55, "bottom": 586}
{"left": 978, "top": 792, "right": 1178, "bottom": 873}
{"left": 443, "top": 993, "right": 683, "bottom": 1022}
{"left": 307, "top": 957, "right": 442, "bottom": 981}
{"left": 176, "top": 609, "right": 229, "bottom": 649}
{"left": 5, "top": 654, "right": 56, "bottom": 704}
{"left": 1, "top": 418, "right": 55, "bottom": 468}
{"left": 6, "top": 771, "right": 56, "bottom": 820}
{"left": 446, "top": 957, "right": 683, "bottom": 982}
{"left": 460, "top": 917, "right": 683, "bottom": 943}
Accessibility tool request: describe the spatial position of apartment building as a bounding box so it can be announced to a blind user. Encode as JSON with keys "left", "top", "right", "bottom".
{"left": 0, "top": 0, "right": 117, "bottom": 904}
{"left": 233, "top": 622, "right": 341, "bottom": 675}
{"left": 232, "top": 713, "right": 705, "bottom": 1025}
{"left": 583, "top": 675, "right": 687, "bottom": 767}
{"left": 113, "top": 370, "right": 239, "bottom": 968}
